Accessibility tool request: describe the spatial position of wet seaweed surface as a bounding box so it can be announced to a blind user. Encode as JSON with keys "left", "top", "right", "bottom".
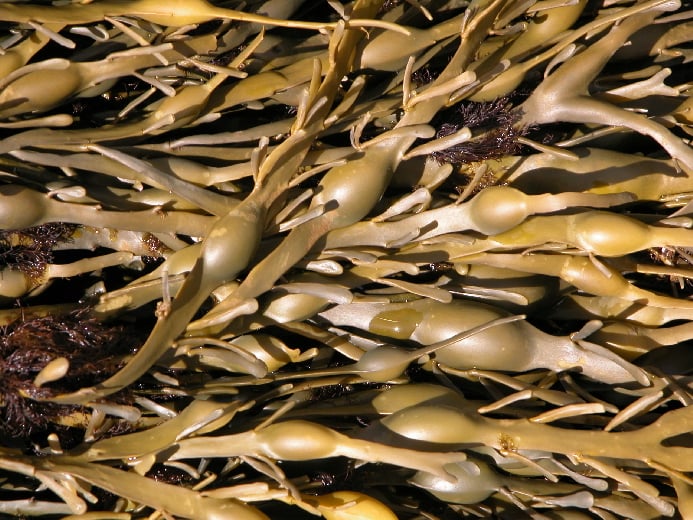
{"left": 1, "top": 0, "right": 693, "bottom": 518}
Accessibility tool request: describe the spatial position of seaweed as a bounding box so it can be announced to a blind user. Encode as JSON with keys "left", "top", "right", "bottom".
{"left": 0, "top": 0, "right": 692, "bottom": 518}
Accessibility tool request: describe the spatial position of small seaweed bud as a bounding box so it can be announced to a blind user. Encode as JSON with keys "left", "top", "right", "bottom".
{"left": 258, "top": 420, "right": 341, "bottom": 460}
{"left": 0, "top": 185, "right": 47, "bottom": 229}
{"left": 307, "top": 491, "right": 398, "bottom": 520}
{"left": 380, "top": 404, "right": 478, "bottom": 445}
{"left": 371, "top": 383, "right": 466, "bottom": 415}
{"left": 570, "top": 211, "right": 651, "bottom": 257}
{"left": 467, "top": 185, "right": 530, "bottom": 235}
{"left": 0, "top": 63, "right": 81, "bottom": 118}
{"left": 0, "top": 269, "right": 32, "bottom": 299}
{"left": 410, "top": 460, "right": 502, "bottom": 504}
{"left": 32, "top": 357, "right": 69, "bottom": 387}
{"left": 351, "top": 345, "right": 418, "bottom": 383}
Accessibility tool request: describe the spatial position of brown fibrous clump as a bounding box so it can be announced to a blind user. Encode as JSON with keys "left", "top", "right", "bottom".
{"left": 0, "top": 223, "right": 76, "bottom": 280}
{"left": 0, "top": 309, "right": 135, "bottom": 444}
{"left": 432, "top": 97, "right": 528, "bottom": 165}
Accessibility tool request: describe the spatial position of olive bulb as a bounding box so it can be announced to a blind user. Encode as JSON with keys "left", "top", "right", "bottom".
{"left": 410, "top": 460, "right": 502, "bottom": 504}
{"left": 468, "top": 186, "right": 530, "bottom": 235}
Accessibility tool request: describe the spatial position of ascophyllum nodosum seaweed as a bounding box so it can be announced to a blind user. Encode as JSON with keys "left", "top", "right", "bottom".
{"left": 1, "top": 0, "right": 693, "bottom": 518}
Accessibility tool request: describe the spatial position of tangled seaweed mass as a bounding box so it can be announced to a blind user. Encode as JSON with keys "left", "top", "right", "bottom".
{"left": 1, "top": 0, "right": 693, "bottom": 518}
